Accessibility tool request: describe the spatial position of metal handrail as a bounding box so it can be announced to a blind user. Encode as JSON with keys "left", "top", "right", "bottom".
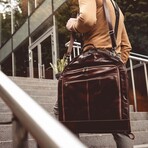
{"left": 0, "top": 71, "right": 86, "bottom": 148}
{"left": 128, "top": 53, "right": 148, "bottom": 112}
{"left": 129, "top": 55, "right": 148, "bottom": 63}
{"left": 130, "top": 52, "right": 148, "bottom": 59}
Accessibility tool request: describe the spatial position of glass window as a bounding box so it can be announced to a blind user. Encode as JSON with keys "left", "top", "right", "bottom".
{"left": 0, "top": 15, "right": 11, "bottom": 45}
{"left": 31, "top": 16, "right": 53, "bottom": 42}
{"left": 37, "top": 0, "right": 45, "bottom": 6}
{"left": 41, "top": 36, "right": 53, "bottom": 79}
{"left": 1, "top": 55, "right": 12, "bottom": 76}
{"left": 29, "top": 0, "right": 45, "bottom": 14}
{"left": 14, "top": 0, "right": 28, "bottom": 31}
{"left": 14, "top": 41, "right": 29, "bottom": 77}
{"left": 32, "top": 47, "right": 39, "bottom": 78}
{"left": 29, "top": 0, "right": 35, "bottom": 14}
{"left": 0, "top": 0, "right": 27, "bottom": 46}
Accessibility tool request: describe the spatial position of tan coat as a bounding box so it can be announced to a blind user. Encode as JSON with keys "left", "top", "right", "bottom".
{"left": 69, "top": 0, "right": 132, "bottom": 63}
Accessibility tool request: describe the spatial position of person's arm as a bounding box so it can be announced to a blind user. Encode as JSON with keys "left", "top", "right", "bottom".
{"left": 120, "top": 25, "right": 132, "bottom": 63}
{"left": 66, "top": 0, "right": 97, "bottom": 33}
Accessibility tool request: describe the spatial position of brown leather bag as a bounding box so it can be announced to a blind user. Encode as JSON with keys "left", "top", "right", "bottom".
{"left": 58, "top": 0, "right": 131, "bottom": 134}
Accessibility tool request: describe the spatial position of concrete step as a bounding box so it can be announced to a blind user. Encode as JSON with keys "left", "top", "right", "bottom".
{"left": 10, "top": 77, "right": 58, "bottom": 86}
{"left": 0, "top": 102, "right": 11, "bottom": 112}
{"left": 0, "top": 113, "right": 12, "bottom": 123}
{"left": 80, "top": 131, "right": 148, "bottom": 148}
{"left": 30, "top": 96, "right": 56, "bottom": 104}
{"left": 0, "top": 139, "right": 36, "bottom": 148}
{"left": 0, "top": 101, "right": 147, "bottom": 120}
{"left": 0, "top": 119, "right": 148, "bottom": 141}
{"left": 10, "top": 77, "right": 57, "bottom": 87}
{"left": 130, "top": 112, "right": 148, "bottom": 120}
{"left": 0, "top": 112, "right": 147, "bottom": 134}
{"left": 13, "top": 80, "right": 58, "bottom": 90}
{"left": 133, "top": 131, "right": 148, "bottom": 145}
{"left": 0, "top": 95, "right": 56, "bottom": 105}
{"left": 0, "top": 123, "right": 148, "bottom": 147}
{"left": 0, "top": 124, "right": 40, "bottom": 142}
{"left": 0, "top": 102, "right": 54, "bottom": 114}
{"left": 131, "top": 120, "right": 148, "bottom": 132}
{"left": 23, "top": 89, "right": 56, "bottom": 96}
{"left": 0, "top": 125, "right": 12, "bottom": 141}
{"left": 134, "top": 144, "right": 148, "bottom": 148}
{"left": 80, "top": 133, "right": 116, "bottom": 148}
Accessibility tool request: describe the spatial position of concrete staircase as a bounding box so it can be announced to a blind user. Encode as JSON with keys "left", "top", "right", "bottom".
{"left": 0, "top": 77, "right": 58, "bottom": 148}
{"left": 0, "top": 77, "right": 148, "bottom": 148}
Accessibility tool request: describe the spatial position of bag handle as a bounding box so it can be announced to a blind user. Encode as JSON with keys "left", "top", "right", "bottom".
{"left": 66, "top": 0, "right": 119, "bottom": 55}
{"left": 66, "top": 32, "right": 75, "bottom": 56}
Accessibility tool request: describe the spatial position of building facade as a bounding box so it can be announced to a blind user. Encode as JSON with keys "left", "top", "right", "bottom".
{"left": 0, "top": 0, "right": 66, "bottom": 79}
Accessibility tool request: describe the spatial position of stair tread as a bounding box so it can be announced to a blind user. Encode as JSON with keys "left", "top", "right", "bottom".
{"left": 80, "top": 131, "right": 148, "bottom": 147}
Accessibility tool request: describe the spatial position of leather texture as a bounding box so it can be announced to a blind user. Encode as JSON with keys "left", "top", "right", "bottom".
{"left": 58, "top": 48, "right": 131, "bottom": 133}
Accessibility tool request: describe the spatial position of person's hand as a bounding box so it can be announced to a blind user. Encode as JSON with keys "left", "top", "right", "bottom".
{"left": 66, "top": 18, "right": 77, "bottom": 31}
{"left": 118, "top": 54, "right": 124, "bottom": 64}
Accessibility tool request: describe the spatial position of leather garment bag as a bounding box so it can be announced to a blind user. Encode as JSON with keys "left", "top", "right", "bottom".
{"left": 58, "top": 48, "right": 131, "bottom": 133}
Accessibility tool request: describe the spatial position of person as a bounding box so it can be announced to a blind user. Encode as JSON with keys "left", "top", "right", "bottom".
{"left": 66, "top": 0, "right": 133, "bottom": 148}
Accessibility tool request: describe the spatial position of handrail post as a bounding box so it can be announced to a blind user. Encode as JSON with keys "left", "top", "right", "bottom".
{"left": 143, "top": 62, "right": 148, "bottom": 97}
{"left": 129, "top": 59, "right": 137, "bottom": 112}
{"left": 42, "top": 64, "right": 45, "bottom": 79}
{"left": 12, "top": 115, "right": 28, "bottom": 148}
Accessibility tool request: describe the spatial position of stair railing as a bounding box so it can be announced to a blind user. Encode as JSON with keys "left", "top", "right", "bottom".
{"left": 0, "top": 71, "right": 86, "bottom": 148}
{"left": 65, "top": 41, "right": 148, "bottom": 112}
{"left": 65, "top": 41, "right": 81, "bottom": 61}
{"left": 128, "top": 52, "right": 148, "bottom": 112}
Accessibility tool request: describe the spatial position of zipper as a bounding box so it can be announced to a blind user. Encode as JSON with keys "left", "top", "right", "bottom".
{"left": 64, "top": 65, "right": 117, "bottom": 75}
{"left": 64, "top": 75, "right": 117, "bottom": 86}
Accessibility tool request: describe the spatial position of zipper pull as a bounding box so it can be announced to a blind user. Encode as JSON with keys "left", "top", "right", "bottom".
{"left": 82, "top": 67, "right": 88, "bottom": 72}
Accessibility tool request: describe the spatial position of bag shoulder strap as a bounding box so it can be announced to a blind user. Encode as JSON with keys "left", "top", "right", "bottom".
{"left": 110, "top": 0, "right": 120, "bottom": 38}
{"left": 66, "top": 33, "right": 75, "bottom": 55}
{"left": 103, "top": 0, "right": 119, "bottom": 50}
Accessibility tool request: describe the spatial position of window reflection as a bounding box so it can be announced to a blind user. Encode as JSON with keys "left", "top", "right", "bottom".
{"left": 1, "top": 55, "right": 12, "bottom": 76}
{"left": 29, "top": 0, "right": 35, "bottom": 14}
{"left": 0, "top": 0, "right": 46, "bottom": 47}
{"left": 14, "top": 0, "right": 28, "bottom": 31}
{"left": 37, "top": 0, "right": 45, "bottom": 6}
{"left": 0, "top": 0, "right": 28, "bottom": 46}
{"left": 14, "top": 41, "right": 29, "bottom": 77}
{"left": 29, "top": 0, "right": 45, "bottom": 14}
{"left": 0, "top": 14, "right": 11, "bottom": 45}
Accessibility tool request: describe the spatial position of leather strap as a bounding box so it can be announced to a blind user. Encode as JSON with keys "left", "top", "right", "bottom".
{"left": 66, "top": 0, "right": 120, "bottom": 55}
{"left": 110, "top": 0, "right": 120, "bottom": 38}
{"left": 66, "top": 33, "right": 75, "bottom": 55}
{"left": 103, "top": 0, "right": 117, "bottom": 50}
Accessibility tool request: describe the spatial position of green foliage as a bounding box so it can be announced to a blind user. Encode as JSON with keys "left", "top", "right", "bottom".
{"left": 116, "top": 0, "right": 148, "bottom": 55}
{"left": 50, "top": 56, "right": 68, "bottom": 74}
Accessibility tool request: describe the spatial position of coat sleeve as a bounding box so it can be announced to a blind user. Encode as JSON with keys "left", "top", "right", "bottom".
{"left": 120, "top": 25, "right": 132, "bottom": 63}
{"left": 71, "top": 0, "right": 97, "bottom": 33}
